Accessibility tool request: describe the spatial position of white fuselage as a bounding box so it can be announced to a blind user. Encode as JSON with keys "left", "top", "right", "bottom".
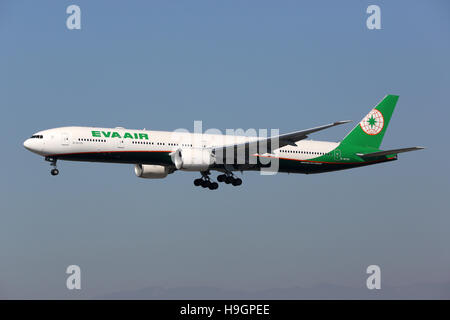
{"left": 23, "top": 126, "right": 339, "bottom": 167}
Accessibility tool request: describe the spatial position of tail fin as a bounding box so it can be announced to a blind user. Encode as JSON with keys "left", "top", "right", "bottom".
{"left": 340, "top": 95, "right": 399, "bottom": 149}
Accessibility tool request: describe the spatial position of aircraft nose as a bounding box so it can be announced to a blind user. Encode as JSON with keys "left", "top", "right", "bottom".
{"left": 23, "top": 138, "right": 32, "bottom": 150}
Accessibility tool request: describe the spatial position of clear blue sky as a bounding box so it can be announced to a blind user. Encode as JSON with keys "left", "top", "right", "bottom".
{"left": 0, "top": 0, "right": 449, "bottom": 298}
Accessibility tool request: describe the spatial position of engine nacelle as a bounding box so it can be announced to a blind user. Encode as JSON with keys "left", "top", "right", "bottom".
{"left": 134, "top": 164, "right": 169, "bottom": 179}
{"left": 171, "top": 148, "right": 215, "bottom": 171}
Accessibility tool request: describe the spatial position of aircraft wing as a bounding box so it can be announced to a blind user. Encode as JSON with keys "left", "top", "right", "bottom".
{"left": 211, "top": 120, "right": 351, "bottom": 155}
{"left": 357, "top": 146, "right": 424, "bottom": 158}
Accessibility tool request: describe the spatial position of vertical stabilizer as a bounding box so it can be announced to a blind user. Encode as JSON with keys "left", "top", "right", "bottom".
{"left": 340, "top": 95, "right": 399, "bottom": 148}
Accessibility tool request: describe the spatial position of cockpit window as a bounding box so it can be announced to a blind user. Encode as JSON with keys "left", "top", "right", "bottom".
{"left": 30, "top": 135, "right": 43, "bottom": 139}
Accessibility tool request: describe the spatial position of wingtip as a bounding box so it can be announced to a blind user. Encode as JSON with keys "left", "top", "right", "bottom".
{"left": 334, "top": 120, "right": 352, "bottom": 125}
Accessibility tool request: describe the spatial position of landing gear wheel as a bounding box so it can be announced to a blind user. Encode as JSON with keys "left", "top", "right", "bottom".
{"left": 46, "top": 157, "right": 59, "bottom": 176}
{"left": 232, "top": 178, "right": 242, "bottom": 186}
{"left": 209, "top": 182, "right": 219, "bottom": 190}
{"left": 201, "top": 180, "right": 210, "bottom": 188}
{"left": 218, "top": 171, "right": 242, "bottom": 186}
{"left": 194, "top": 171, "right": 219, "bottom": 190}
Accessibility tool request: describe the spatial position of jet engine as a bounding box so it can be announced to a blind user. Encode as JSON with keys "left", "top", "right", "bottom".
{"left": 171, "top": 149, "right": 215, "bottom": 171}
{"left": 134, "top": 164, "right": 169, "bottom": 179}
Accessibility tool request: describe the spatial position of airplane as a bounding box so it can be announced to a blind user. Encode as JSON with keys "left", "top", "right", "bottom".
{"left": 23, "top": 95, "right": 423, "bottom": 190}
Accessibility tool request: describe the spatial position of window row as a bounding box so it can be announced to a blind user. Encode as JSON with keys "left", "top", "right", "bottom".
{"left": 279, "top": 149, "right": 331, "bottom": 156}
{"left": 132, "top": 141, "right": 193, "bottom": 147}
{"left": 78, "top": 138, "right": 106, "bottom": 142}
{"left": 30, "top": 135, "right": 43, "bottom": 139}
{"left": 167, "top": 143, "right": 193, "bottom": 147}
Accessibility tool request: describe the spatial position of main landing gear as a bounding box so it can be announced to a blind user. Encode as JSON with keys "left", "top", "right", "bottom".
{"left": 217, "top": 173, "right": 242, "bottom": 186}
{"left": 45, "top": 157, "right": 59, "bottom": 176}
{"left": 194, "top": 171, "right": 219, "bottom": 190}
{"left": 193, "top": 171, "right": 243, "bottom": 190}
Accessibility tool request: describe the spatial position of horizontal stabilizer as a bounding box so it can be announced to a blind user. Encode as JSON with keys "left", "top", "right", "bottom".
{"left": 357, "top": 147, "right": 424, "bottom": 158}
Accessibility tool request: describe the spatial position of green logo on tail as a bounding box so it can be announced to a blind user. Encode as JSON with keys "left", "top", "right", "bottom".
{"left": 360, "top": 109, "right": 384, "bottom": 135}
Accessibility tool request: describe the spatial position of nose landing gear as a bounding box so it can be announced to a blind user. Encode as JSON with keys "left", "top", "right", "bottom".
{"left": 45, "top": 157, "right": 59, "bottom": 176}
{"left": 193, "top": 171, "right": 219, "bottom": 190}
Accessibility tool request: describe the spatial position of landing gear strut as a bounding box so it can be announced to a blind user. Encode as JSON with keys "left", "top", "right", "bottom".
{"left": 194, "top": 171, "right": 218, "bottom": 190}
{"left": 217, "top": 172, "right": 242, "bottom": 186}
{"left": 45, "top": 157, "right": 59, "bottom": 176}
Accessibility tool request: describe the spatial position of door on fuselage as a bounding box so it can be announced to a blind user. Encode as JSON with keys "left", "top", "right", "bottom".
{"left": 113, "top": 131, "right": 127, "bottom": 162}
{"left": 61, "top": 132, "right": 70, "bottom": 146}
{"left": 334, "top": 149, "right": 342, "bottom": 161}
{"left": 115, "top": 130, "right": 126, "bottom": 149}
{"left": 116, "top": 138, "right": 125, "bottom": 149}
